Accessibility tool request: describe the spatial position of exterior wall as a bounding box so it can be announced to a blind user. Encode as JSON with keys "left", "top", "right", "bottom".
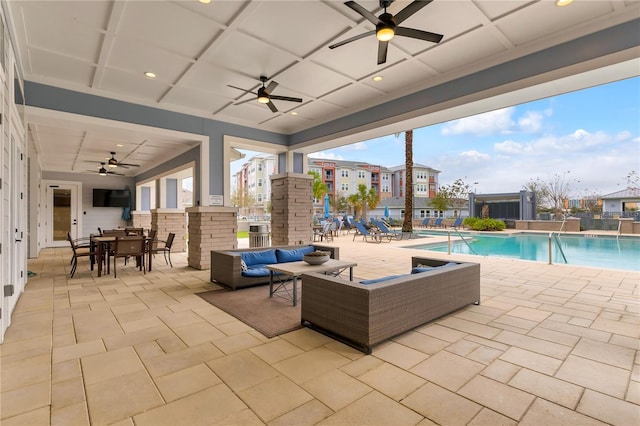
{"left": 151, "top": 209, "right": 186, "bottom": 252}
{"left": 187, "top": 206, "right": 237, "bottom": 270}
{"left": 270, "top": 173, "right": 313, "bottom": 246}
{"left": 515, "top": 218, "right": 580, "bottom": 232}
{"left": 131, "top": 211, "right": 151, "bottom": 231}
{"left": 618, "top": 218, "right": 640, "bottom": 234}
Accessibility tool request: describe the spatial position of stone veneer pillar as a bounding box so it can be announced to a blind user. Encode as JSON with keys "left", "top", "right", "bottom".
{"left": 151, "top": 208, "right": 187, "bottom": 252}
{"left": 131, "top": 211, "right": 151, "bottom": 231}
{"left": 186, "top": 206, "right": 238, "bottom": 270}
{"left": 270, "top": 173, "right": 313, "bottom": 246}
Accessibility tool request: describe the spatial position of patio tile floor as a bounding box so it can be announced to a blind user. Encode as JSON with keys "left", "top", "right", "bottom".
{"left": 1, "top": 233, "right": 639, "bottom": 425}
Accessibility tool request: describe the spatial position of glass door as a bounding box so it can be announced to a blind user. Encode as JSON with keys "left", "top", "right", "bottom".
{"left": 46, "top": 182, "right": 81, "bottom": 247}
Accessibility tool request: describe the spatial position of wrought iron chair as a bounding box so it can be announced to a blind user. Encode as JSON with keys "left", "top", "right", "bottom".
{"left": 67, "top": 232, "right": 97, "bottom": 278}
{"left": 150, "top": 232, "right": 175, "bottom": 267}
{"left": 112, "top": 236, "right": 146, "bottom": 278}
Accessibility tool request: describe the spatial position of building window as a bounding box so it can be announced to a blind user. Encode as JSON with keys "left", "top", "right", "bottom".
{"left": 400, "top": 209, "right": 405, "bottom": 218}
{"left": 258, "top": 178, "right": 262, "bottom": 187}
{"left": 358, "top": 171, "right": 365, "bottom": 179}
{"left": 258, "top": 163, "right": 262, "bottom": 171}
{"left": 419, "top": 210, "right": 426, "bottom": 218}
{"left": 341, "top": 170, "right": 349, "bottom": 178}
{"left": 341, "top": 183, "right": 349, "bottom": 191}
{"left": 257, "top": 193, "right": 263, "bottom": 202}
{"left": 382, "top": 185, "right": 390, "bottom": 192}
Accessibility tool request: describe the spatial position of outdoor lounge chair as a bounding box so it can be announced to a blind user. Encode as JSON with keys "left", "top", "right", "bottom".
{"left": 431, "top": 218, "right": 443, "bottom": 228}
{"left": 421, "top": 218, "right": 432, "bottom": 228}
{"left": 449, "top": 217, "right": 464, "bottom": 229}
{"left": 373, "top": 220, "right": 402, "bottom": 240}
{"left": 353, "top": 222, "right": 382, "bottom": 243}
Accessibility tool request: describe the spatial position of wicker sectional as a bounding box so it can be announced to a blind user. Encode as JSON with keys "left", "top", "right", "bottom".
{"left": 210, "top": 244, "right": 339, "bottom": 290}
{"left": 301, "top": 256, "right": 480, "bottom": 353}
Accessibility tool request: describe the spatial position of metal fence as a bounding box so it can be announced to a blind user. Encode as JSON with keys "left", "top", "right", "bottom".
{"left": 537, "top": 211, "right": 639, "bottom": 231}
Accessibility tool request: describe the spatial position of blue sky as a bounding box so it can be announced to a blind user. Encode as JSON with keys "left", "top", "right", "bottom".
{"left": 233, "top": 76, "right": 639, "bottom": 197}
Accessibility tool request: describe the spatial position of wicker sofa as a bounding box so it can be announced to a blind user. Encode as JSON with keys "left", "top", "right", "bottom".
{"left": 301, "top": 256, "right": 480, "bottom": 353}
{"left": 210, "top": 244, "right": 339, "bottom": 290}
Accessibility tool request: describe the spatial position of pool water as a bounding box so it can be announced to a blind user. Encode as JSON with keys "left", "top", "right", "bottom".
{"left": 411, "top": 232, "right": 640, "bottom": 272}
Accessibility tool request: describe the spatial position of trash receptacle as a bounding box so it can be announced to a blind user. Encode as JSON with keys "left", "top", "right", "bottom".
{"left": 249, "top": 224, "right": 270, "bottom": 248}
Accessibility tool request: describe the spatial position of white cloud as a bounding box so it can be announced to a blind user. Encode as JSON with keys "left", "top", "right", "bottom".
{"left": 494, "top": 140, "right": 524, "bottom": 154}
{"left": 441, "top": 106, "right": 550, "bottom": 136}
{"left": 517, "top": 111, "right": 544, "bottom": 133}
{"left": 459, "top": 150, "right": 490, "bottom": 162}
{"left": 348, "top": 142, "right": 367, "bottom": 151}
{"left": 309, "top": 152, "right": 344, "bottom": 160}
{"left": 441, "top": 107, "right": 515, "bottom": 136}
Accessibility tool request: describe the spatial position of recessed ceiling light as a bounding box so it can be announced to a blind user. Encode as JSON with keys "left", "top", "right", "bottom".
{"left": 290, "top": 111, "right": 298, "bottom": 116}
{"left": 144, "top": 71, "right": 157, "bottom": 79}
{"left": 116, "top": 144, "right": 123, "bottom": 147}
{"left": 198, "top": 0, "right": 212, "bottom": 4}
{"left": 373, "top": 76, "right": 383, "bottom": 82}
{"left": 556, "top": 0, "right": 573, "bottom": 6}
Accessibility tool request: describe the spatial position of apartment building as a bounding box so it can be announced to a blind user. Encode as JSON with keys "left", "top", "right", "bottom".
{"left": 231, "top": 155, "right": 276, "bottom": 218}
{"left": 233, "top": 157, "right": 441, "bottom": 208}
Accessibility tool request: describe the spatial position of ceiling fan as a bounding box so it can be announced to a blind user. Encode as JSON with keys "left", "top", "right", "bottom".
{"left": 106, "top": 151, "right": 139, "bottom": 168}
{"left": 329, "top": 0, "right": 444, "bottom": 65}
{"left": 227, "top": 76, "right": 302, "bottom": 113}
{"left": 87, "top": 162, "right": 124, "bottom": 176}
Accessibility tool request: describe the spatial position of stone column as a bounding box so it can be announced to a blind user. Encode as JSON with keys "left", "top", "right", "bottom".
{"left": 131, "top": 211, "right": 151, "bottom": 231}
{"left": 186, "top": 206, "right": 238, "bottom": 270}
{"left": 151, "top": 208, "right": 187, "bottom": 252}
{"left": 270, "top": 173, "right": 313, "bottom": 246}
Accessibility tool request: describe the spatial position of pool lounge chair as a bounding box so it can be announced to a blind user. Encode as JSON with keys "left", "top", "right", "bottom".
{"left": 449, "top": 217, "right": 464, "bottom": 229}
{"left": 421, "top": 218, "right": 432, "bottom": 228}
{"left": 353, "top": 222, "right": 382, "bottom": 243}
{"left": 430, "top": 218, "right": 443, "bottom": 228}
{"left": 373, "top": 220, "right": 402, "bottom": 240}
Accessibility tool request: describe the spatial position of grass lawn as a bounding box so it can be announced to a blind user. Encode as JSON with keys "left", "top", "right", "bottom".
{"left": 237, "top": 231, "right": 249, "bottom": 239}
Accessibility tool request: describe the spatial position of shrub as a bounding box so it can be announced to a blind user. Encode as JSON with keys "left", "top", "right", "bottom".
{"left": 468, "top": 218, "right": 505, "bottom": 231}
{"left": 463, "top": 217, "right": 480, "bottom": 228}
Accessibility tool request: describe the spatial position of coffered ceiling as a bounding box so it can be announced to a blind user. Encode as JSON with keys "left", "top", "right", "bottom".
{"left": 7, "top": 0, "right": 640, "bottom": 176}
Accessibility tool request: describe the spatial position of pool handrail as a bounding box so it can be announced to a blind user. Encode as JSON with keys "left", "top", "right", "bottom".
{"left": 548, "top": 232, "right": 568, "bottom": 264}
{"left": 448, "top": 229, "right": 478, "bottom": 256}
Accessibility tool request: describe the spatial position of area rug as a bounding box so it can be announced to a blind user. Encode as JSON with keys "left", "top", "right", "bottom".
{"left": 196, "top": 284, "right": 302, "bottom": 338}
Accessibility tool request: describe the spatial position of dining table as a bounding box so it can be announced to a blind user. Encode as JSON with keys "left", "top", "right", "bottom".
{"left": 92, "top": 235, "right": 154, "bottom": 277}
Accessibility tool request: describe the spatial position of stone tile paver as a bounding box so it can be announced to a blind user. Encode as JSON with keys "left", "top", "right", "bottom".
{"left": 410, "top": 350, "right": 485, "bottom": 391}
{"left": 458, "top": 375, "right": 535, "bottom": 421}
{"left": 402, "top": 382, "right": 482, "bottom": 425}
{"left": 555, "top": 355, "right": 630, "bottom": 398}
{"left": 318, "top": 391, "right": 423, "bottom": 425}
{"left": 520, "top": 398, "right": 606, "bottom": 425}
{"left": 237, "top": 375, "right": 313, "bottom": 422}
{"left": 509, "top": 368, "right": 583, "bottom": 409}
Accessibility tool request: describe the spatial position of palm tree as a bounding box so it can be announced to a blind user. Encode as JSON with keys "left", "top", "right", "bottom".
{"left": 308, "top": 171, "right": 328, "bottom": 214}
{"left": 348, "top": 183, "right": 379, "bottom": 221}
{"left": 402, "top": 130, "right": 413, "bottom": 233}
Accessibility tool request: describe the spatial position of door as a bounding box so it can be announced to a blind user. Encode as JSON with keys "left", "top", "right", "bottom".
{"left": 45, "top": 182, "right": 81, "bottom": 247}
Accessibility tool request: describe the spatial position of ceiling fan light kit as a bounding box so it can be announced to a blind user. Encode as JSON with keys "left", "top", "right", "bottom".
{"left": 227, "top": 75, "right": 302, "bottom": 113}
{"left": 329, "top": 0, "right": 443, "bottom": 65}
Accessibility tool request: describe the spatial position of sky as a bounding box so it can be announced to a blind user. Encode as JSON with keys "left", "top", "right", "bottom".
{"left": 232, "top": 76, "right": 640, "bottom": 198}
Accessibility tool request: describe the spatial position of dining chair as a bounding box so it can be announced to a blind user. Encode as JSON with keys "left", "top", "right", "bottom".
{"left": 67, "top": 232, "right": 98, "bottom": 278}
{"left": 125, "top": 227, "right": 144, "bottom": 236}
{"left": 112, "top": 236, "right": 146, "bottom": 278}
{"left": 150, "top": 232, "right": 175, "bottom": 268}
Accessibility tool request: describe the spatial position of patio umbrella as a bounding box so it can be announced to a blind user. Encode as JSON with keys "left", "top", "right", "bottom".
{"left": 384, "top": 205, "right": 389, "bottom": 218}
{"left": 323, "top": 194, "right": 330, "bottom": 218}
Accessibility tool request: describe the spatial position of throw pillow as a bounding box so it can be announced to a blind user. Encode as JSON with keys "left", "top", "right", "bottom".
{"left": 240, "top": 259, "right": 248, "bottom": 272}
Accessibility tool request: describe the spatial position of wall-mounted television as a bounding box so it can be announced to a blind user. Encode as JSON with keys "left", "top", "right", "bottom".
{"left": 93, "top": 189, "right": 131, "bottom": 208}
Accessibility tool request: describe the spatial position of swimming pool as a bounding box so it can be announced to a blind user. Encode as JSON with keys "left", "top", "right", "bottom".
{"left": 411, "top": 232, "right": 640, "bottom": 272}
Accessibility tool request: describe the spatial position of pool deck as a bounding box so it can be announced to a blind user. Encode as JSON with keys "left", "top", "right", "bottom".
{"left": 1, "top": 232, "right": 638, "bottom": 425}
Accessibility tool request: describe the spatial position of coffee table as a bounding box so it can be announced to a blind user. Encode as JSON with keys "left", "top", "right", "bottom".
{"left": 266, "top": 259, "right": 357, "bottom": 306}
